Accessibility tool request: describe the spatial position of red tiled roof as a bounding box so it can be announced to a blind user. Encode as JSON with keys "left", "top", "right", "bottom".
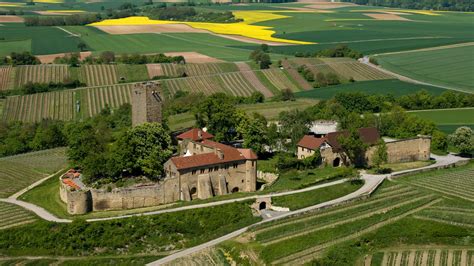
{"left": 62, "top": 178, "right": 81, "bottom": 190}
{"left": 176, "top": 128, "right": 214, "bottom": 141}
{"left": 326, "top": 127, "right": 380, "bottom": 151}
{"left": 297, "top": 135, "right": 327, "bottom": 150}
{"left": 170, "top": 140, "right": 257, "bottom": 170}
{"left": 237, "top": 148, "right": 258, "bottom": 160}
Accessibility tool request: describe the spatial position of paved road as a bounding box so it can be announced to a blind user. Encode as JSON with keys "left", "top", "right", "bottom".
{"left": 148, "top": 173, "right": 386, "bottom": 266}
{"left": 147, "top": 153, "right": 470, "bottom": 265}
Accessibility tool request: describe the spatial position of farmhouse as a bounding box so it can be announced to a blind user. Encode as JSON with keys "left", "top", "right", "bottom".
{"left": 297, "top": 127, "right": 431, "bottom": 167}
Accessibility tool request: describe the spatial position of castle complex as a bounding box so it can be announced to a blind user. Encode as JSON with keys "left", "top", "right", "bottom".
{"left": 60, "top": 83, "right": 258, "bottom": 214}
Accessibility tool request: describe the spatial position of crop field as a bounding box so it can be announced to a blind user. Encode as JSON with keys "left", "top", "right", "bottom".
{"left": 260, "top": 69, "right": 301, "bottom": 92}
{"left": 2, "top": 90, "right": 75, "bottom": 122}
{"left": 80, "top": 83, "right": 132, "bottom": 118}
{"left": 295, "top": 79, "right": 449, "bottom": 100}
{"left": 409, "top": 108, "right": 474, "bottom": 134}
{"left": 0, "top": 66, "right": 14, "bottom": 91}
{"left": 163, "top": 72, "right": 258, "bottom": 97}
{"left": 81, "top": 64, "right": 118, "bottom": 86}
{"left": 374, "top": 248, "right": 474, "bottom": 266}
{"left": 376, "top": 45, "right": 474, "bottom": 93}
{"left": 0, "top": 148, "right": 67, "bottom": 198}
{"left": 0, "top": 201, "right": 37, "bottom": 230}
{"left": 14, "top": 65, "right": 70, "bottom": 88}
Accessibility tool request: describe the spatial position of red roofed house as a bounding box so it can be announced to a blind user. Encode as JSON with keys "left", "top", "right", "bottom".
{"left": 297, "top": 127, "right": 381, "bottom": 167}
{"left": 164, "top": 128, "right": 257, "bottom": 201}
{"left": 297, "top": 127, "right": 431, "bottom": 167}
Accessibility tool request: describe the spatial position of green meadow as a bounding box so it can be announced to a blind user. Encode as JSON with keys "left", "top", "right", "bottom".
{"left": 376, "top": 45, "right": 474, "bottom": 93}
{"left": 409, "top": 108, "right": 474, "bottom": 133}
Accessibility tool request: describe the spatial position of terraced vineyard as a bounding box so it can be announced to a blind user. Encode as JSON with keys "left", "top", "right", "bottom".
{"left": 320, "top": 58, "right": 394, "bottom": 81}
{"left": 0, "top": 65, "right": 14, "bottom": 91}
{"left": 261, "top": 69, "right": 301, "bottom": 92}
{"left": 80, "top": 83, "right": 132, "bottom": 118}
{"left": 0, "top": 201, "right": 37, "bottom": 230}
{"left": 81, "top": 64, "right": 118, "bottom": 86}
{"left": 0, "top": 148, "right": 67, "bottom": 198}
{"left": 15, "top": 65, "right": 70, "bottom": 88}
{"left": 160, "top": 63, "right": 238, "bottom": 78}
{"left": 404, "top": 166, "right": 474, "bottom": 202}
{"left": 164, "top": 72, "right": 258, "bottom": 97}
{"left": 2, "top": 89, "right": 75, "bottom": 122}
{"left": 374, "top": 248, "right": 474, "bottom": 266}
{"left": 146, "top": 64, "right": 163, "bottom": 79}
{"left": 247, "top": 184, "right": 438, "bottom": 265}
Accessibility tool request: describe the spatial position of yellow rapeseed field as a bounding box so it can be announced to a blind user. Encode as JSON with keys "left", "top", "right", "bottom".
{"left": 34, "top": 0, "right": 63, "bottom": 3}
{"left": 89, "top": 11, "right": 314, "bottom": 45}
{"left": 0, "top": 3, "right": 24, "bottom": 7}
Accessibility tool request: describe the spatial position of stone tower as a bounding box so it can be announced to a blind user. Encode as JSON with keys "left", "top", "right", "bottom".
{"left": 132, "top": 82, "right": 163, "bottom": 127}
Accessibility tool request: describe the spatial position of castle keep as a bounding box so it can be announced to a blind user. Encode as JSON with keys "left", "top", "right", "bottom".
{"left": 131, "top": 82, "right": 163, "bottom": 127}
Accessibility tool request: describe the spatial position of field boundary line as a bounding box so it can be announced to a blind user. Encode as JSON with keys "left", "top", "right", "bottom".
{"left": 373, "top": 42, "right": 474, "bottom": 56}
{"left": 407, "top": 107, "right": 474, "bottom": 113}
{"left": 56, "top": 26, "right": 80, "bottom": 37}
{"left": 412, "top": 215, "right": 474, "bottom": 229}
{"left": 273, "top": 198, "right": 442, "bottom": 265}
{"left": 319, "top": 36, "right": 451, "bottom": 46}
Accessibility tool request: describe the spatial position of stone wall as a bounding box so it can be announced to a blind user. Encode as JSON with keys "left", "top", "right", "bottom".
{"left": 366, "top": 136, "right": 431, "bottom": 165}
{"left": 297, "top": 146, "right": 316, "bottom": 160}
{"left": 60, "top": 177, "right": 180, "bottom": 215}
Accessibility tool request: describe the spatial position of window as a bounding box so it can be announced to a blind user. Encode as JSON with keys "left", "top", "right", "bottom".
{"left": 251, "top": 161, "right": 255, "bottom": 167}
{"left": 233, "top": 163, "right": 238, "bottom": 169}
{"left": 192, "top": 170, "right": 196, "bottom": 175}
{"left": 209, "top": 167, "right": 213, "bottom": 172}
{"left": 200, "top": 169, "right": 205, "bottom": 174}
{"left": 214, "top": 166, "right": 219, "bottom": 171}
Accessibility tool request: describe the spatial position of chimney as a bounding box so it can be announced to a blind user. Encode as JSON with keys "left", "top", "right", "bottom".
{"left": 198, "top": 129, "right": 202, "bottom": 140}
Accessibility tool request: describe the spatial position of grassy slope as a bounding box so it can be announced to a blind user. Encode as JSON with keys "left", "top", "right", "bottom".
{"left": 294, "top": 79, "right": 448, "bottom": 99}
{"left": 376, "top": 45, "right": 474, "bottom": 93}
{"left": 272, "top": 181, "right": 363, "bottom": 210}
{"left": 409, "top": 108, "right": 474, "bottom": 133}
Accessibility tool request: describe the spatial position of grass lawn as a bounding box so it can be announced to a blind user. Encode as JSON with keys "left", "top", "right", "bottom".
{"left": 267, "top": 167, "right": 356, "bottom": 192}
{"left": 295, "top": 79, "right": 448, "bottom": 100}
{"left": 368, "top": 160, "right": 434, "bottom": 174}
{"left": 408, "top": 108, "right": 474, "bottom": 134}
{"left": 272, "top": 181, "right": 363, "bottom": 210}
{"left": 376, "top": 45, "right": 474, "bottom": 93}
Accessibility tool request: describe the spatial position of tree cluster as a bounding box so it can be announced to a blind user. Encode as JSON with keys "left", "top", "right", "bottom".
{"left": 78, "top": 51, "right": 186, "bottom": 65}
{"left": 341, "top": 0, "right": 474, "bottom": 12}
{"left": 21, "top": 80, "right": 85, "bottom": 95}
{"left": 295, "top": 45, "right": 363, "bottom": 59}
{"left": 0, "top": 120, "right": 67, "bottom": 157}
{"left": 249, "top": 45, "right": 272, "bottom": 69}
{"left": 144, "top": 6, "right": 241, "bottom": 23}
{"left": 24, "top": 13, "right": 103, "bottom": 27}
{"left": 448, "top": 127, "right": 474, "bottom": 156}
{"left": 0, "top": 52, "right": 40, "bottom": 66}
